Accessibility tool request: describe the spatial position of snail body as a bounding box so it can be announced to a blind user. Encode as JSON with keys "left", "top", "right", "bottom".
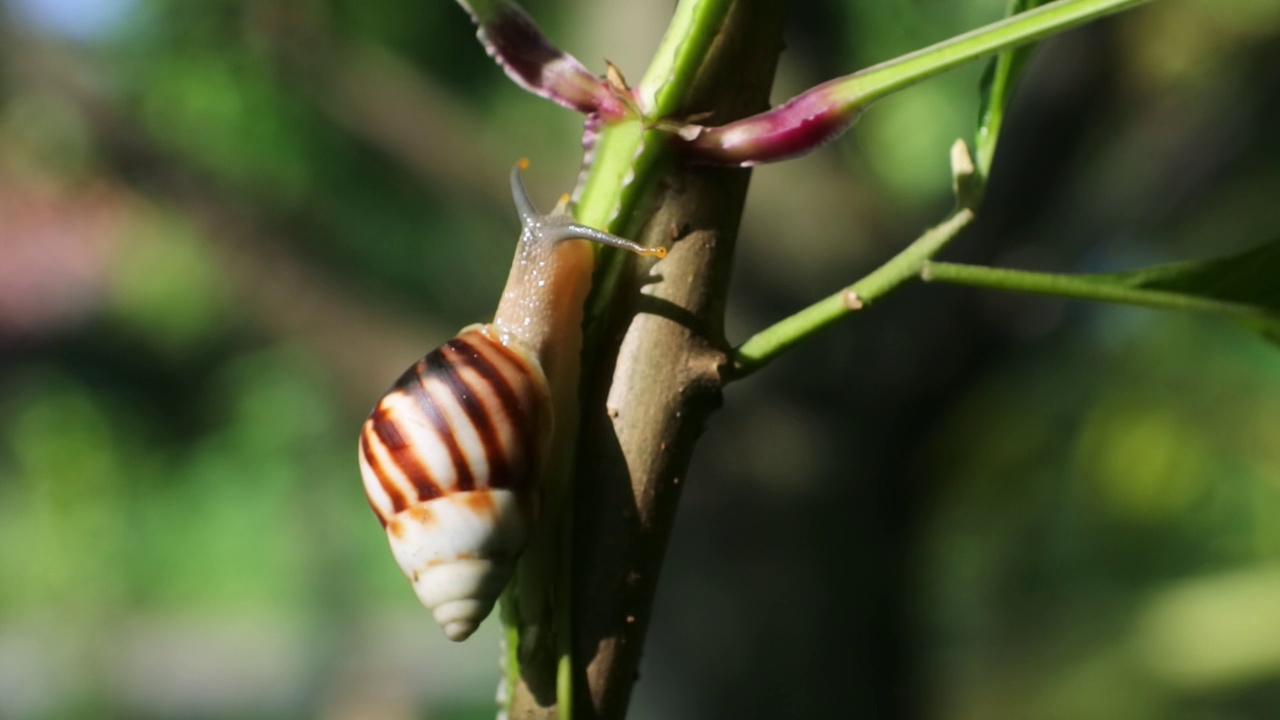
{"left": 358, "top": 162, "right": 662, "bottom": 641}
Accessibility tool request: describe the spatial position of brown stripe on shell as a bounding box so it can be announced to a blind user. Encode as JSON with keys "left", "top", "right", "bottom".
{"left": 450, "top": 334, "right": 528, "bottom": 443}
{"left": 395, "top": 357, "right": 478, "bottom": 493}
{"left": 437, "top": 338, "right": 514, "bottom": 489}
{"left": 358, "top": 433, "right": 391, "bottom": 527}
{"left": 386, "top": 502, "right": 437, "bottom": 541}
{"left": 451, "top": 332, "right": 545, "bottom": 494}
{"left": 461, "top": 490, "right": 498, "bottom": 518}
{"left": 364, "top": 492, "right": 388, "bottom": 527}
{"left": 359, "top": 429, "right": 409, "bottom": 515}
{"left": 368, "top": 401, "right": 444, "bottom": 503}
{"left": 360, "top": 327, "right": 551, "bottom": 528}
{"left": 419, "top": 348, "right": 484, "bottom": 492}
{"left": 424, "top": 551, "right": 477, "bottom": 568}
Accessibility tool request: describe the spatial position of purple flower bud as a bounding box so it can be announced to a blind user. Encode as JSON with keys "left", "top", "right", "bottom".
{"left": 461, "top": 0, "right": 632, "bottom": 121}
{"left": 673, "top": 76, "right": 863, "bottom": 166}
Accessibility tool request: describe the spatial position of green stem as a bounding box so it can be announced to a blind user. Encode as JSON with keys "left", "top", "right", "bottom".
{"left": 728, "top": 208, "right": 976, "bottom": 379}
{"left": 576, "top": 0, "right": 737, "bottom": 328}
{"left": 637, "top": 0, "right": 736, "bottom": 116}
{"left": 974, "top": 33, "right": 1031, "bottom": 180}
{"left": 577, "top": 0, "right": 734, "bottom": 231}
{"left": 831, "top": 0, "right": 1153, "bottom": 111}
{"left": 920, "top": 261, "right": 1277, "bottom": 322}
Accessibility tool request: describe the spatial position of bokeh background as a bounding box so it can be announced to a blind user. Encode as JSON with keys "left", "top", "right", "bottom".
{"left": 2, "top": 0, "right": 1279, "bottom": 718}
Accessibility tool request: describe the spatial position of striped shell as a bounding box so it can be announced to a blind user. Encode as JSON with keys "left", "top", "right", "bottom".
{"left": 358, "top": 325, "right": 552, "bottom": 641}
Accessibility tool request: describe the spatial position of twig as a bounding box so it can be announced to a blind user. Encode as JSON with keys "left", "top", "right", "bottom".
{"left": 727, "top": 208, "right": 974, "bottom": 379}
{"left": 920, "top": 261, "right": 1278, "bottom": 323}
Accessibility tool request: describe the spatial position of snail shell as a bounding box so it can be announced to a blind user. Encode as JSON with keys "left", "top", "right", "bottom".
{"left": 358, "top": 326, "right": 551, "bottom": 641}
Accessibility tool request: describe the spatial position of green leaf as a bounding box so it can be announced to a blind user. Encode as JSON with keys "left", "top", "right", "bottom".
{"left": 1094, "top": 239, "right": 1280, "bottom": 340}
{"left": 975, "top": 0, "right": 1051, "bottom": 181}
{"left": 923, "top": 239, "right": 1280, "bottom": 343}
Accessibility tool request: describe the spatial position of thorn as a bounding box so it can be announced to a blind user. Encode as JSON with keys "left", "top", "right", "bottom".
{"left": 605, "top": 61, "right": 630, "bottom": 94}
{"left": 675, "top": 124, "right": 703, "bottom": 142}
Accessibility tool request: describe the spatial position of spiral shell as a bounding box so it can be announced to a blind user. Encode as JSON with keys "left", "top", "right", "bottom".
{"left": 358, "top": 325, "right": 552, "bottom": 641}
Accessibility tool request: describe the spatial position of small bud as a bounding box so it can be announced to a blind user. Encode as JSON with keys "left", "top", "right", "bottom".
{"left": 671, "top": 75, "right": 864, "bottom": 166}
{"left": 950, "top": 139, "right": 984, "bottom": 210}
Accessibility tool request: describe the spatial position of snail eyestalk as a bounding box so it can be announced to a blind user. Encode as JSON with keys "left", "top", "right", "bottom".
{"left": 511, "top": 161, "right": 539, "bottom": 223}
{"left": 511, "top": 160, "right": 666, "bottom": 259}
{"left": 545, "top": 225, "right": 666, "bottom": 258}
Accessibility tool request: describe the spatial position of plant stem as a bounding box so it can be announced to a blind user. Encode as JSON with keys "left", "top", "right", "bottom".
{"left": 542, "top": 1, "right": 789, "bottom": 718}
{"left": 576, "top": 0, "right": 735, "bottom": 232}
{"left": 831, "top": 0, "right": 1153, "bottom": 110}
{"left": 729, "top": 208, "right": 976, "bottom": 379}
{"left": 920, "top": 261, "right": 1278, "bottom": 322}
{"left": 574, "top": 0, "right": 795, "bottom": 715}
{"left": 636, "top": 0, "right": 736, "bottom": 115}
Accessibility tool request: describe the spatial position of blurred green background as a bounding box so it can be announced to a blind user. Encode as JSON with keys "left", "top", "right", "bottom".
{"left": 1, "top": 0, "right": 1278, "bottom": 718}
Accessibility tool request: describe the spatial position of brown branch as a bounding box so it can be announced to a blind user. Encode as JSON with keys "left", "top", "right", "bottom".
{"left": 568, "top": 2, "right": 791, "bottom": 718}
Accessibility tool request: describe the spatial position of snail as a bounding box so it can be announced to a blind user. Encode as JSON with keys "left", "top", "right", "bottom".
{"left": 357, "top": 160, "right": 664, "bottom": 642}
